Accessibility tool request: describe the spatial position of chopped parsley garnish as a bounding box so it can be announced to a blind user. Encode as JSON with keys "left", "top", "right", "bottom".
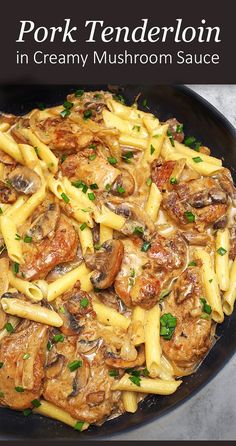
{"left": 133, "top": 226, "right": 144, "bottom": 236}
{"left": 129, "top": 375, "right": 141, "bottom": 387}
{"left": 0, "top": 208, "right": 2, "bottom": 215}
{"left": 167, "top": 129, "right": 175, "bottom": 147}
{"left": 83, "top": 110, "right": 92, "bottom": 120}
{"left": 80, "top": 297, "right": 89, "bottom": 308}
{"left": 61, "top": 193, "right": 70, "bottom": 204}
{"left": 59, "top": 306, "right": 65, "bottom": 314}
{"left": 201, "top": 313, "right": 211, "bottom": 320}
{"left": 36, "top": 102, "right": 46, "bottom": 111}
{"left": 60, "top": 109, "right": 71, "bottom": 118}
{"left": 142, "top": 98, "right": 148, "bottom": 108}
{"left": 88, "top": 153, "right": 96, "bottom": 161}
{"left": 74, "top": 421, "right": 85, "bottom": 432}
{"left": 61, "top": 154, "right": 67, "bottom": 164}
{"left": 0, "top": 391, "right": 4, "bottom": 398}
{"left": 188, "top": 261, "right": 197, "bottom": 267}
{"left": 160, "top": 313, "right": 177, "bottom": 340}
{"left": 117, "top": 186, "right": 125, "bottom": 194}
{"left": 23, "top": 409, "right": 32, "bottom": 416}
{"left": 94, "top": 243, "right": 101, "bottom": 250}
{"left": 109, "top": 369, "right": 119, "bottom": 377}
{"left": 192, "top": 156, "right": 203, "bottom": 163}
{"left": 90, "top": 183, "right": 99, "bottom": 190}
{"left": 53, "top": 334, "right": 64, "bottom": 343}
{"left": 15, "top": 386, "right": 24, "bottom": 393}
{"left": 68, "top": 360, "right": 83, "bottom": 372}
{"left": 170, "top": 177, "right": 178, "bottom": 185}
{"left": 15, "top": 233, "right": 21, "bottom": 240}
{"left": 141, "top": 241, "right": 151, "bottom": 252}
{"left": 150, "top": 144, "right": 155, "bottom": 155}
{"left": 184, "top": 136, "right": 201, "bottom": 151}
{"left": 122, "top": 151, "right": 134, "bottom": 162}
{"left": 107, "top": 156, "right": 118, "bottom": 165}
{"left": 89, "top": 143, "right": 97, "bottom": 150}
{"left": 12, "top": 262, "right": 19, "bottom": 275}
{"left": 184, "top": 211, "right": 195, "bottom": 223}
{"left": 88, "top": 192, "right": 95, "bottom": 201}
{"left": 80, "top": 223, "right": 87, "bottom": 231}
{"left": 133, "top": 125, "right": 140, "bottom": 132}
{"left": 71, "top": 180, "right": 88, "bottom": 193}
{"left": 105, "top": 183, "right": 111, "bottom": 191}
{"left": 63, "top": 100, "right": 74, "bottom": 110}
{"left": 5, "top": 322, "right": 14, "bottom": 333}
{"left": 0, "top": 362, "right": 4, "bottom": 369}
{"left": 200, "top": 298, "right": 212, "bottom": 315}
{"left": 130, "top": 268, "right": 136, "bottom": 278}
{"left": 176, "top": 124, "right": 183, "bottom": 133}
{"left": 217, "top": 247, "right": 227, "bottom": 256}
{"left": 47, "top": 341, "right": 53, "bottom": 351}
{"left": 75, "top": 89, "right": 84, "bottom": 97}
{"left": 94, "top": 93, "right": 102, "bottom": 99}
{"left": 22, "top": 353, "right": 30, "bottom": 360}
{"left": 209, "top": 279, "right": 213, "bottom": 283}
{"left": 24, "top": 235, "right": 32, "bottom": 243}
{"left": 31, "top": 399, "right": 41, "bottom": 408}
{"left": 159, "top": 289, "right": 171, "bottom": 301}
{"left": 146, "top": 177, "right": 152, "bottom": 186}
{"left": 34, "top": 147, "right": 39, "bottom": 156}
{"left": 113, "top": 94, "right": 125, "bottom": 105}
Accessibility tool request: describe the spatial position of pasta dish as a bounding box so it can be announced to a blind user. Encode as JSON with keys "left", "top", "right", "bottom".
{"left": 0, "top": 89, "right": 235, "bottom": 431}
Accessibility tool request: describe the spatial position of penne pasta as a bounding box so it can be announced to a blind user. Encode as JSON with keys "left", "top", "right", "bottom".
{"left": 0, "top": 216, "right": 24, "bottom": 264}
{"left": 223, "top": 257, "right": 236, "bottom": 315}
{"left": 78, "top": 225, "right": 94, "bottom": 255}
{"left": 0, "top": 131, "right": 24, "bottom": 163}
{"left": 122, "top": 391, "right": 138, "bottom": 413}
{"left": 145, "top": 182, "right": 162, "bottom": 222}
{"left": 1, "top": 298, "right": 63, "bottom": 327}
{"left": 100, "top": 224, "right": 113, "bottom": 244}
{"left": 11, "top": 186, "right": 46, "bottom": 226}
{"left": 112, "top": 373, "right": 182, "bottom": 395}
{"left": 33, "top": 400, "right": 89, "bottom": 431}
{"left": 174, "top": 140, "right": 222, "bottom": 167}
{"left": 47, "top": 263, "right": 92, "bottom": 302}
{"left": 215, "top": 228, "right": 230, "bottom": 291}
{"left": 19, "top": 128, "right": 58, "bottom": 173}
{"left": 94, "top": 205, "right": 125, "bottom": 230}
{"left": 93, "top": 300, "right": 131, "bottom": 330}
{"left": 143, "top": 124, "right": 168, "bottom": 163}
{"left": 102, "top": 109, "right": 148, "bottom": 139}
{"left": 144, "top": 305, "right": 161, "bottom": 378}
{"left": 194, "top": 248, "right": 224, "bottom": 323}
{"left": 8, "top": 271, "right": 43, "bottom": 302}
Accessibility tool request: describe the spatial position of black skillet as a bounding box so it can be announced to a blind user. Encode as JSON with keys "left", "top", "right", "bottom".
{"left": 0, "top": 85, "right": 235, "bottom": 440}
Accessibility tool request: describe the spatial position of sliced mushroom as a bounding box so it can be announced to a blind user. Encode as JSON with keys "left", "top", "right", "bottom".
{"left": 104, "top": 344, "right": 145, "bottom": 369}
{"left": 213, "top": 215, "right": 228, "bottom": 230}
{"left": 77, "top": 338, "right": 101, "bottom": 354}
{"left": 68, "top": 360, "right": 90, "bottom": 398}
{"left": 8, "top": 166, "right": 41, "bottom": 195}
{"left": 0, "top": 181, "right": 17, "bottom": 203}
{"left": 58, "top": 307, "right": 84, "bottom": 336}
{"left": 26, "top": 203, "right": 60, "bottom": 242}
{"left": 46, "top": 354, "right": 65, "bottom": 379}
{"left": 85, "top": 239, "right": 124, "bottom": 289}
{"left": 111, "top": 171, "right": 135, "bottom": 197}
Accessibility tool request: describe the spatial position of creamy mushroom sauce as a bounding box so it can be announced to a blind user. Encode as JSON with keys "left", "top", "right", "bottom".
{"left": 0, "top": 90, "right": 235, "bottom": 430}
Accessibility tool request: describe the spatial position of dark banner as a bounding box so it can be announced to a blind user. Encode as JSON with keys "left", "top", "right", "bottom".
{"left": 0, "top": 0, "right": 235, "bottom": 84}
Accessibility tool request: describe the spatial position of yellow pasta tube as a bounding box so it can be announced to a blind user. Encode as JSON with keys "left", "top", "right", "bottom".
{"left": 102, "top": 110, "right": 148, "bottom": 138}
{"left": 47, "top": 263, "right": 92, "bottom": 302}
{"left": 8, "top": 271, "right": 43, "bottom": 302}
{"left": 63, "top": 177, "right": 97, "bottom": 212}
{"left": 33, "top": 400, "right": 89, "bottom": 431}
{"left": 145, "top": 182, "right": 162, "bottom": 222}
{"left": 142, "top": 115, "right": 160, "bottom": 133}
{"left": 143, "top": 124, "right": 168, "bottom": 163}
{"left": 47, "top": 174, "right": 66, "bottom": 199}
{"left": 194, "top": 248, "right": 224, "bottom": 323}
{"left": 119, "top": 134, "right": 147, "bottom": 150}
{"left": 122, "top": 391, "right": 138, "bottom": 413}
{"left": 78, "top": 225, "right": 94, "bottom": 255}
{"left": 93, "top": 301, "right": 131, "bottom": 330}
{"left": 0, "top": 316, "right": 19, "bottom": 341}
{"left": 106, "top": 98, "right": 152, "bottom": 121}
{"left": 12, "top": 186, "right": 46, "bottom": 226}
{"left": 0, "top": 163, "right": 4, "bottom": 180}
{"left": 0, "top": 216, "right": 24, "bottom": 264}
{"left": 0, "top": 131, "right": 24, "bottom": 163}
{"left": 174, "top": 140, "right": 222, "bottom": 167}
{"left": 144, "top": 305, "right": 161, "bottom": 378}
{"left": 94, "top": 205, "right": 125, "bottom": 230}
{"left": 19, "top": 143, "right": 43, "bottom": 178}
{"left": 1, "top": 298, "right": 63, "bottom": 327}
{"left": 223, "top": 257, "right": 236, "bottom": 315}
{"left": 100, "top": 224, "right": 113, "bottom": 244}
{"left": 112, "top": 374, "right": 182, "bottom": 395}
{"left": 20, "top": 128, "right": 58, "bottom": 173}
{"left": 0, "top": 123, "right": 10, "bottom": 132}
{"left": 4, "top": 196, "right": 27, "bottom": 217}
{"left": 130, "top": 305, "right": 146, "bottom": 346}
{"left": 215, "top": 228, "right": 230, "bottom": 291}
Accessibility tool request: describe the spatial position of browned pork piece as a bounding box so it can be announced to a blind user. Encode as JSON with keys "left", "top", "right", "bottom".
{"left": 20, "top": 215, "right": 78, "bottom": 279}
{"left": 162, "top": 174, "right": 233, "bottom": 228}
{"left": 161, "top": 266, "right": 212, "bottom": 374}
{"left": 85, "top": 239, "right": 124, "bottom": 289}
{"left": 0, "top": 181, "right": 17, "bottom": 203}
{"left": 0, "top": 321, "right": 48, "bottom": 409}
{"left": 148, "top": 231, "right": 187, "bottom": 273}
{"left": 43, "top": 338, "right": 121, "bottom": 424}
{"left": 165, "top": 118, "right": 184, "bottom": 143}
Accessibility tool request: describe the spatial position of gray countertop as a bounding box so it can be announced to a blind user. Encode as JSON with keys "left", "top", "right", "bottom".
{"left": 111, "top": 85, "right": 236, "bottom": 442}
